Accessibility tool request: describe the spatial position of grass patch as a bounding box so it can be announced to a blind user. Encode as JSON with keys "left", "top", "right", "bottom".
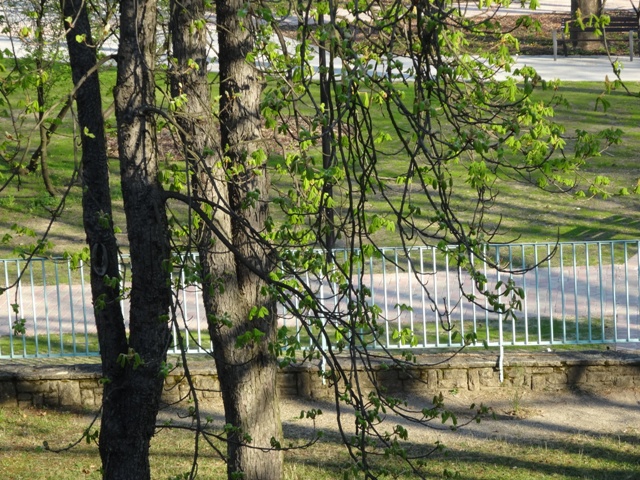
{"left": 0, "top": 405, "right": 638, "bottom": 479}
{"left": 0, "top": 333, "right": 100, "bottom": 358}
{"left": 2, "top": 76, "right": 640, "bottom": 257}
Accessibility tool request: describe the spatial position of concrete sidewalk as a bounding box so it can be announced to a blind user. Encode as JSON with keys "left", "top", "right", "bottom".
{"left": 503, "top": 55, "right": 640, "bottom": 81}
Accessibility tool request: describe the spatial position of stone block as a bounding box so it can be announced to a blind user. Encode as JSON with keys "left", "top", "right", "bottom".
{"left": 308, "top": 375, "right": 332, "bottom": 400}
{"left": 586, "top": 371, "right": 615, "bottom": 386}
{"left": 377, "top": 370, "right": 403, "bottom": 391}
{"left": 403, "top": 377, "right": 427, "bottom": 394}
{"left": 478, "top": 368, "right": 501, "bottom": 388}
{"left": 547, "top": 372, "right": 568, "bottom": 385}
{"left": 0, "top": 381, "right": 16, "bottom": 405}
{"left": 81, "top": 388, "right": 95, "bottom": 407}
{"left": 194, "top": 375, "right": 220, "bottom": 393}
{"left": 614, "top": 376, "right": 634, "bottom": 388}
{"left": 277, "top": 373, "right": 298, "bottom": 396}
{"left": 468, "top": 369, "right": 480, "bottom": 391}
{"left": 398, "top": 368, "right": 420, "bottom": 381}
{"left": 440, "top": 369, "right": 468, "bottom": 390}
{"left": 58, "top": 380, "right": 82, "bottom": 406}
{"left": 44, "top": 393, "right": 60, "bottom": 407}
{"left": 16, "top": 380, "right": 49, "bottom": 394}
{"left": 79, "top": 379, "right": 100, "bottom": 389}
{"left": 200, "top": 389, "right": 221, "bottom": 400}
{"left": 424, "top": 369, "right": 440, "bottom": 391}
{"left": 531, "top": 367, "right": 554, "bottom": 374}
{"left": 161, "top": 391, "right": 182, "bottom": 406}
{"left": 531, "top": 374, "right": 546, "bottom": 391}
{"left": 566, "top": 366, "right": 588, "bottom": 385}
{"left": 296, "top": 372, "right": 312, "bottom": 398}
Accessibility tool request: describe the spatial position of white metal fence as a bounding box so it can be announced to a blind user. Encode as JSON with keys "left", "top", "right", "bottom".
{"left": 2, "top": 240, "right": 639, "bottom": 359}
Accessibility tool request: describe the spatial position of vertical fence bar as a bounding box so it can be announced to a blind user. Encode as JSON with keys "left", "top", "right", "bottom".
{"left": 610, "top": 243, "right": 617, "bottom": 343}
{"left": 407, "top": 252, "right": 414, "bottom": 340}
{"left": 534, "top": 247, "right": 541, "bottom": 344}
{"left": 79, "top": 260, "right": 90, "bottom": 355}
{"left": 41, "top": 259, "right": 52, "bottom": 356}
{"left": 470, "top": 249, "right": 477, "bottom": 343}
{"left": 419, "top": 247, "right": 427, "bottom": 347}
{"left": 17, "top": 260, "right": 27, "bottom": 357}
{"left": 65, "top": 258, "right": 77, "bottom": 355}
{"left": 192, "top": 254, "right": 204, "bottom": 352}
{"left": 623, "top": 242, "right": 631, "bottom": 341}
{"left": 483, "top": 244, "right": 490, "bottom": 345}
{"left": 546, "top": 243, "right": 554, "bottom": 344}
{"left": 369, "top": 253, "right": 378, "bottom": 348}
{"left": 382, "top": 250, "right": 390, "bottom": 347}
{"left": 597, "top": 243, "right": 605, "bottom": 342}
{"left": 521, "top": 244, "right": 529, "bottom": 345}
{"left": 28, "top": 261, "right": 39, "bottom": 356}
{"left": 433, "top": 247, "right": 440, "bottom": 347}
{"left": 496, "top": 247, "right": 504, "bottom": 382}
{"left": 445, "top": 249, "right": 452, "bottom": 346}
{"left": 458, "top": 263, "right": 464, "bottom": 345}
{"left": 573, "top": 243, "right": 580, "bottom": 342}
{"left": 637, "top": 241, "right": 640, "bottom": 341}
{"left": 2, "top": 260, "right": 13, "bottom": 358}
{"left": 394, "top": 248, "right": 402, "bottom": 346}
{"left": 560, "top": 244, "right": 566, "bottom": 343}
{"left": 508, "top": 245, "right": 515, "bottom": 344}
{"left": 586, "top": 243, "right": 592, "bottom": 342}
{"left": 54, "top": 261, "right": 63, "bottom": 354}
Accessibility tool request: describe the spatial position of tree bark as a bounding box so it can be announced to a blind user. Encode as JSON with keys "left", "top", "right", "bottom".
{"left": 60, "top": 0, "right": 126, "bottom": 384}
{"left": 215, "top": 0, "right": 284, "bottom": 477}
{"left": 96, "top": 0, "right": 172, "bottom": 478}
{"left": 34, "top": 0, "right": 56, "bottom": 196}
{"left": 170, "top": 1, "right": 283, "bottom": 477}
{"left": 571, "top": 0, "right": 603, "bottom": 50}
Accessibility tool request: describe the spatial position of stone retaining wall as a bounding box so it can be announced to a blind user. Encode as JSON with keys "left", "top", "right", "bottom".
{"left": 1, "top": 350, "right": 638, "bottom": 409}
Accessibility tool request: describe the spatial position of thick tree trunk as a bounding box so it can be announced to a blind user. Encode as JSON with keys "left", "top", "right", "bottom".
{"left": 215, "top": 0, "right": 284, "bottom": 477}
{"left": 170, "top": 1, "right": 283, "bottom": 477}
{"left": 571, "top": 0, "right": 603, "bottom": 50}
{"left": 94, "top": 0, "right": 171, "bottom": 478}
{"left": 60, "top": 0, "right": 126, "bottom": 386}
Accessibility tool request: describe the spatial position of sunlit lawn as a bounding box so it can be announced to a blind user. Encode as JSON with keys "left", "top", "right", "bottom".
{"left": 0, "top": 405, "right": 638, "bottom": 479}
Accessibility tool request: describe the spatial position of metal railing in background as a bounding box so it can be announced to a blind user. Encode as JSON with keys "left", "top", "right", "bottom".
{"left": 1, "top": 240, "right": 639, "bottom": 359}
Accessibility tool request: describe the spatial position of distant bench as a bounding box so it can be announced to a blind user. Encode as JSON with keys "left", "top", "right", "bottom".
{"left": 552, "top": 14, "right": 639, "bottom": 61}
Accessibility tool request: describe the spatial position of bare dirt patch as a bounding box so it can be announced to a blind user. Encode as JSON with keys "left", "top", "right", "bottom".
{"left": 278, "top": 387, "right": 640, "bottom": 449}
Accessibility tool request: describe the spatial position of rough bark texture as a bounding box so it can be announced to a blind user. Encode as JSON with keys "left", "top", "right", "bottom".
{"left": 571, "top": 0, "right": 603, "bottom": 50}
{"left": 169, "top": 0, "right": 282, "bottom": 477}
{"left": 61, "top": 0, "right": 127, "bottom": 381}
{"left": 88, "top": 0, "right": 172, "bottom": 478}
{"left": 215, "top": 0, "right": 284, "bottom": 477}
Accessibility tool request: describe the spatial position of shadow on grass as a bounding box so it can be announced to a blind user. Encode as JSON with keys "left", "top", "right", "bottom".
{"left": 174, "top": 383, "right": 640, "bottom": 479}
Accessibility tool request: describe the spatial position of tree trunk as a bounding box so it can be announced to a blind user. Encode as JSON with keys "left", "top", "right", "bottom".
{"left": 215, "top": 0, "right": 284, "bottom": 477}
{"left": 34, "top": 0, "right": 56, "bottom": 196}
{"left": 169, "top": 1, "right": 283, "bottom": 477}
{"left": 571, "top": 0, "right": 603, "bottom": 50}
{"left": 60, "top": 0, "right": 126, "bottom": 384}
{"left": 103, "top": 0, "right": 172, "bottom": 478}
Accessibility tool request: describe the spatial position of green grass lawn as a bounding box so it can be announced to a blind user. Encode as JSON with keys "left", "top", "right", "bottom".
{"left": 0, "top": 405, "right": 638, "bottom": 479}
{"left": 2, "top": 74, "right": 640, "bottom": 258}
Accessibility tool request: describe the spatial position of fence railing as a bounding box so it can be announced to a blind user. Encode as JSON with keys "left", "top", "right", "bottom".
{"left": 2, "top": 240, "right": 639, "bottom": 359}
